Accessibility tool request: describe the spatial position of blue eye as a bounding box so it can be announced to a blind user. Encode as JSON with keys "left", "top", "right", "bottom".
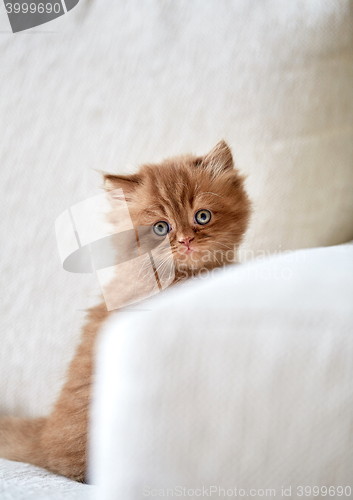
{"left": 195, "top": 209, "right": 211, "bottom": 225}
{"left": 153, "top": 221, "right": 170, "bottom": 236}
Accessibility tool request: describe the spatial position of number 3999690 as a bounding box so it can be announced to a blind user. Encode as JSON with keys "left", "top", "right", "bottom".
{"left": 5, "top": 3, "right": 62, "bottom": 14}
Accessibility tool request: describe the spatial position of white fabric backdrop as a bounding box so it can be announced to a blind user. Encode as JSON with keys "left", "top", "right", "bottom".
{"left": 0, "top": 0, "right": 352, "bottom": 417}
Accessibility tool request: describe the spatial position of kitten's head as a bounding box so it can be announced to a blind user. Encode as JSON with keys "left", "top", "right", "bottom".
{"left": 104, "top": 141, "right": 251, "bottom": 280}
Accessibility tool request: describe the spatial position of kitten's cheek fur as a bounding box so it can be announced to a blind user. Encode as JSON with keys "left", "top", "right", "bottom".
{"left": 176, "top": 252, "right": 188, "bottom": 263}
{"left": 177, "top": 269, "right": 189, "bottom": 280}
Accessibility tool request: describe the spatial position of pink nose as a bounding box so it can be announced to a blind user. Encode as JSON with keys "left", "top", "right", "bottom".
{"left": 179, "top": 236, "right": 195, "bottom": 249}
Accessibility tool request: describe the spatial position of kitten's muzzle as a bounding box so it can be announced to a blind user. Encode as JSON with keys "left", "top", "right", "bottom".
{"left": 178, "top": 236, "right": 195, "bottom": 250}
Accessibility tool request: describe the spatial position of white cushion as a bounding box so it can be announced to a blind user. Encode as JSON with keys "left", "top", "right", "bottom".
{"left": 91, "top": 244, "right": 353, "bottom": 499}
{"left": 1, "top": 0, "right": 352, "bottom": 421}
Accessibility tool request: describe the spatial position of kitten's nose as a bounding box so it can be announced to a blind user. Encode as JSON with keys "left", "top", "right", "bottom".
{"left": 178, "top": 236, "right": 195, "bottom": 249}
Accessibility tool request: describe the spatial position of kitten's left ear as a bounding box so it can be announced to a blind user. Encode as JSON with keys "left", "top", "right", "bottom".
{"left": 103, "top": 172, "right": 142, "bottom": 201}
{"left": 201, "top": 140, "right": 234, "bottom": 174}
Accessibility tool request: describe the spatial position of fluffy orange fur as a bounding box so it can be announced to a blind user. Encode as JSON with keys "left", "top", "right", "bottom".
{"left": 0, "top": 141, "right": 251, "bottom": 482}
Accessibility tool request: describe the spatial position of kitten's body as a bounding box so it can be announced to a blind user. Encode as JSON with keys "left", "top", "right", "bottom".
{"left": 0, "top": 141, "right": 251, "bottom": 481}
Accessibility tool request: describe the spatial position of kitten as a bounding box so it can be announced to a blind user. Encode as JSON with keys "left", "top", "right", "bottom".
{"left": 0, "top": 141, "right": 251, "bottom": 482}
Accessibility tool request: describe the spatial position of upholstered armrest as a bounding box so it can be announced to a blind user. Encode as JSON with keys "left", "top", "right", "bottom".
{"left": 90, "top": 245, "right": 353, "bottom": 500}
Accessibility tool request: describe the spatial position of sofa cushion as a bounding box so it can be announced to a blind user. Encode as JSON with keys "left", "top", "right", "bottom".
{"left": 91, "top": 244, "right": 353, "bottom": 499}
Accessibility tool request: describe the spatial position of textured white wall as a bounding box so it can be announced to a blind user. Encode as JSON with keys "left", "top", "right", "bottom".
{"left": 0, "top": 0, "right": 352, "bottom": 417}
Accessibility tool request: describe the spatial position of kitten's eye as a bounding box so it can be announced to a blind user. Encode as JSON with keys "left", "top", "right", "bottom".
{"left": 195, "top": 209, "right": 212, "bottom": 225}
{"left": 153, "top": 221, "right": 170, "bottom": 236}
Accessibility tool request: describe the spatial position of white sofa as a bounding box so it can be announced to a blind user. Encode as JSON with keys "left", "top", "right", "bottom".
{"left": 1, "top": 0, "right": 353, "bottom": 498}
{"left": 91, "top": 243, "right": 353, "bottom": 499}
{"left": 1, "top": 244, "right": 352, "bottom": 500}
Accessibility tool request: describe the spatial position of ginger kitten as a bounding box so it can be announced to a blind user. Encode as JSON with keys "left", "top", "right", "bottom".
{"left": 0, "top": 141, "right": 251, "bottom": 482}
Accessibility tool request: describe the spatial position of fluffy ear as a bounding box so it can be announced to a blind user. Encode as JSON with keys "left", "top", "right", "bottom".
{"left": 103, "top": 172, "right": 141, "bottom": 200}
{"left": 201, "top": 140, "right": 234, "bottom": 174}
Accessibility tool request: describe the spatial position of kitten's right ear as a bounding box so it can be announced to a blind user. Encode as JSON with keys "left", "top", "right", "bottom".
{"left": 103, "top": 173, "right": 141, "bottom": 201}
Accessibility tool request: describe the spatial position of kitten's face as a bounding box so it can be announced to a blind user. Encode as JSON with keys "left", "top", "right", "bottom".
{"left": 105, "top": 141, "right": 251, "bottom": 280}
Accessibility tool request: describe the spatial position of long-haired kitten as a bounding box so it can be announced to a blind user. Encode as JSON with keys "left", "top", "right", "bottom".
{"left": 0, "top": 141, "right": 251, "bottom": 482}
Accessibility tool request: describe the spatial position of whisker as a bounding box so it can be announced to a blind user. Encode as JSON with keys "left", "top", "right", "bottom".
{"left": 194, "top": 191, "right": 221, "bottom": 200}
{"left": 154, "top": 257, "right": 172, "bottom": 274}
{"left": 205, "top": 240, "right": 234, "bottom": 250}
